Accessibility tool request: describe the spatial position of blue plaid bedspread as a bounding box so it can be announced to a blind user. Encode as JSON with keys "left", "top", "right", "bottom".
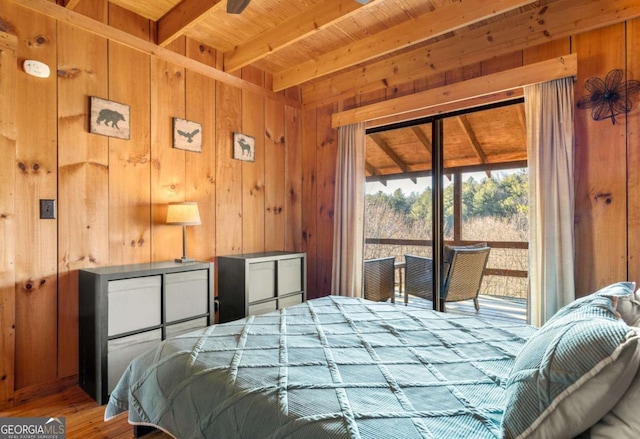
{"left": 105, "top": 296, "right": 535, "bottom": 438}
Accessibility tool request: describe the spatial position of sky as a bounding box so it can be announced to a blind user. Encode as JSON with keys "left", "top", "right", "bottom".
{"left": 365, "top": 169, "right": 526, "bottom": 195}
{"left": 366, "top": 172, "right": 487, "bottom": 195}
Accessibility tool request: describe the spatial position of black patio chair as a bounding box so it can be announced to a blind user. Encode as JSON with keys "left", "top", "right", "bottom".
{"left": 363, "top": 256, "right": 396, "bottom": 303}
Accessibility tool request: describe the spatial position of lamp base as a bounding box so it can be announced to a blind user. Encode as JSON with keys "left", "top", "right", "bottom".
{"left": 175, "top": 257, "right": 195, "bottom": 263}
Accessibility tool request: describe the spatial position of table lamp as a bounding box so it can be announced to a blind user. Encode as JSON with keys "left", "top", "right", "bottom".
{"left": 166, "top": 202, "right": 201, "bottom": 263}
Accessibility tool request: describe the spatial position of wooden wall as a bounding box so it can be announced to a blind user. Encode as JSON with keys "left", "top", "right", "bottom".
{"left": 302, "top": 18, "right": 640, "bottom": 299}
{"left": 0, "top": 31, "right": 17, "bottom": 410}
{"left": 0, "top": 3, "right": 303, "bottom": 408}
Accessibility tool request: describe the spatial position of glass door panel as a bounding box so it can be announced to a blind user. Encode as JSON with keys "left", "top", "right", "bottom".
{"left": 364, "top": 122, "right": 433, "bottom": 306}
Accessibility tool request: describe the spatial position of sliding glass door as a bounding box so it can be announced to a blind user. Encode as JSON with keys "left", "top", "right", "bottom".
{"left": 364, "top": 99, "right": 528, "bottom": 316}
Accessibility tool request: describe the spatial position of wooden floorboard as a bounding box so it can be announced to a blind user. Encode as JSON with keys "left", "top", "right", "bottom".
{"left": 0, "top": 386, "right": 170, "bottom": 439}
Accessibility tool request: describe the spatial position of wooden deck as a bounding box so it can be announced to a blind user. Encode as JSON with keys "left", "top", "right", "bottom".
{"left": 399, "top": 293, "right": 528, "bottom": 325}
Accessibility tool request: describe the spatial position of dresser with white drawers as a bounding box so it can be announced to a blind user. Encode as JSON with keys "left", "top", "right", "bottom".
{"left": 217, "top": 251, "right": 306, "bottom": 323}
{"left": 78, "top": 261, "right": 214, "bottom": 404}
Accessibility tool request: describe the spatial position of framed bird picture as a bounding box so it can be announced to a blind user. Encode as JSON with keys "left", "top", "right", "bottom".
{"left": 233, "top": 132, "right": 255, "bottom": 162}
{"left": 173, "top": 117, "right": 202, "bottom": 152}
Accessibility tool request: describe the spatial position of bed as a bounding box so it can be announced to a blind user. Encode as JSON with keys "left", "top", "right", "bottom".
{"left": 105, "top": 285, "right": 640, "bottom": 439}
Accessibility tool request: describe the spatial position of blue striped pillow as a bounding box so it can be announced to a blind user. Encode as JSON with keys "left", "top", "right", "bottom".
{"left": 501, "top": 282, "right": 640, "bottom": 439}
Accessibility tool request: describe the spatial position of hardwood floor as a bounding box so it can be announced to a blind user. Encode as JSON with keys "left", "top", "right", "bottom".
{"left": 0, "top": 386, "right": 171, "bottom": 438}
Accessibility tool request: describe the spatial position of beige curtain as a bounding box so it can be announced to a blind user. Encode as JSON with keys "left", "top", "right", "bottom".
{"left": 524, "top": 77, "right": 575, "bottom": 327}
{"left": 331, "top": 122, "right": 366, "bottom": 297}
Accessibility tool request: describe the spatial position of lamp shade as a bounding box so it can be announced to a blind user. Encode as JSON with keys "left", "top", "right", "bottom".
{"left": 166, "top": 202, "right": 201, "bottom": 225}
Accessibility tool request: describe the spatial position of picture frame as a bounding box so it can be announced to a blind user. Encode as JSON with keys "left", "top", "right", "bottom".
{"left": 89, "top": 96, "right": 130, "bottom": 140}
{"left": 233, "top": 132, "right": 255, "bottom": 162}
{"left": 173, "top": 118, "right": 203, "bottom": 153}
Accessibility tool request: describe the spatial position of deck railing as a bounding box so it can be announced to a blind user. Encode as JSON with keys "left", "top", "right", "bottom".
{"left": 365, "top": 238, "right": 528, "bottom": 298}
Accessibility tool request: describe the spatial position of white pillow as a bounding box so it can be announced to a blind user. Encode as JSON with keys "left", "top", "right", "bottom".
{"left": 590, "top": 366, "right": 640, "bottom": 438}
{"left": 616, "top": 288, "right": 640, "bottom": 327}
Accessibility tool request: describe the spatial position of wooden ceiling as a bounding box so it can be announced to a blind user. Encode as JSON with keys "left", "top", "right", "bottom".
{"left": 106, "top": 0, "right": 530, "bottom": 89}
{"left": 83, "top": 0, "right": 640, "bottom": 103}
{"left": 366, "top": 102, "right": 527, "bottom": 178}
{"left": 59, "top": 0, "right": 640, "bottom": 177}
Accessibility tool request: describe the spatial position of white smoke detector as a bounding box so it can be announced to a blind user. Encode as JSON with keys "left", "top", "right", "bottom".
{"left": 23, "top": 60, "right": 50, "bottom": 78}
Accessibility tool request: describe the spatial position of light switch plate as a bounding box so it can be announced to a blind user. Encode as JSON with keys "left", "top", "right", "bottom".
{"left": 40, "top": 199, "right": 56, "bottom": 219}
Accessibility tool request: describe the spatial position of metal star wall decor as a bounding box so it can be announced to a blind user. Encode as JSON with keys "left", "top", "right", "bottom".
{"left": 576, "top": 69, "right": 640, "bottom": 125}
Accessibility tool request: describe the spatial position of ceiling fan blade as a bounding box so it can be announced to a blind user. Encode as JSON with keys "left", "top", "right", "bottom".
{"left": 227, "top": 0, "right": 251, "bottom": 14}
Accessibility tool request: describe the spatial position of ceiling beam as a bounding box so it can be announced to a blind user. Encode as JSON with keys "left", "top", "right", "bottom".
{"left": 365, "top": 161, "right": 379, "bottom": 177}
{"left": 223, "top": 0, "right": 364, "bottom": 73}
{"left": 365, "top": 160, "right": 528, "bottom": 183}
{"left": 64, "top": 0, "right": 107, "bottom": 21}
{"left": 273, "top": 0, "right": 534, "bottom": 91}
{"left": 457, "top": 115, "right": 488, "bottom": 164}
{"left": 457, "top": 115, "right": 490, "bottom": 177}
{"left": 157, "top": 0, "right": 223, "bottom": 47}
{"left": 64, "top": 0, "right": 82, "bottom": 9}
{"left": 370, "top": 134, "right": 410, "bottom": 174}
{"left": 516, "top": 104, "right": 526, "bottom": 135}
{"left": 305, "top": 0, "right": 640, "bottom": 106}
{"left": 367, "top": 89, "right": 524, "bottom": 129}
{"left": 332, "top": 54, "right": 576, "bottom": 127}
{"left": 227, "top": 0, "right": 250, "bottom": 14}
{"left": 411, "top": 126, "right": 432, "bottom": 156}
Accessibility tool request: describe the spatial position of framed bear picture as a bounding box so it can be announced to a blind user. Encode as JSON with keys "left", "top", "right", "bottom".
{"left": 89, "top": 96, "right": 130, "bottom": 140}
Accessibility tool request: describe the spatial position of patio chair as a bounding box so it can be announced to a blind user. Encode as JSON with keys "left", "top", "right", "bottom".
{"left": 363, "top": 256, "right": 396, "bottom": 303}
{"left": 404, "top": 246, "right": 490, "bottom": 312}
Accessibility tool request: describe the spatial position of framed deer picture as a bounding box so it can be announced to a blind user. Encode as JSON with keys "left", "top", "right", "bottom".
{"left": 173, "top": 118, "right": 202, "bottom": 152}
{"left": 233, "top": 132, "right": 255, "bottom": 162}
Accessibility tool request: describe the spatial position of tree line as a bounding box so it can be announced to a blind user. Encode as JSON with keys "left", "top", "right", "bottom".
{"left": 366, "top": 170, "right": 529, "bottom": 234}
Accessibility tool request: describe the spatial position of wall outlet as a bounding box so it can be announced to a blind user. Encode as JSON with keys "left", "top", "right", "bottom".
{"left": 40, "top": 199, "right": 56, "bottom": 219}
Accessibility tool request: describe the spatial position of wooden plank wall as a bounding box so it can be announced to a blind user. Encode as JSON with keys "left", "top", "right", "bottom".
{"left": 57, "top": 19, "right": 109, "bottom": 383}
{"left": 185, "top": 39, "right": 218, "bottom": 263}
{"left": 302, "top": 18, "right": 640, "bottom": 299}
{"left": 0, "top": 32, "right": 17, "bottom": 409}
{"left": 107, "top": 5, "right": 152, "bottom": 267}
{"left": 285, "top": 87, "right": 303, "bottom": 252}
{"left": 13, "top": 6, "right": 59, "bottom": 394}
{"left": 574, "top": 24, "right": 629, "bottom": 294}
{"left": 0, "top": 3, "right": 303, "bottom": 408}
{"left": 301, "top": 109, "right": 319, "bottom": 298}
{"left": 629, "top": 20, "right": 640, "bottom": 285}
{"left": 241, "top": 66, "right": 266, "bottom": 254}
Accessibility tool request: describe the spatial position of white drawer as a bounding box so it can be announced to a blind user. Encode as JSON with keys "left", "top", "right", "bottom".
{"left": 108, "top": 276, "right": 161, "bottom": 336}
{"left": 248, "top": 300, "right": 277, "bottom": 317}
{"left": 248, "top": 261, "right": 275, "bottom": 301}
{"left": 165, "top": 317, "right": 208, "bottom": 339}
{"left": 165, "top": 270, "right": 209, "bottom": 322}
{"left": 278, "top": 258, "right": 303, "bottom": 295}
{"left": 107, "top": 329, "right": 161, "bottom": 394}
{"left": 279, "top": 293, "right": 303, "bottom": 309}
